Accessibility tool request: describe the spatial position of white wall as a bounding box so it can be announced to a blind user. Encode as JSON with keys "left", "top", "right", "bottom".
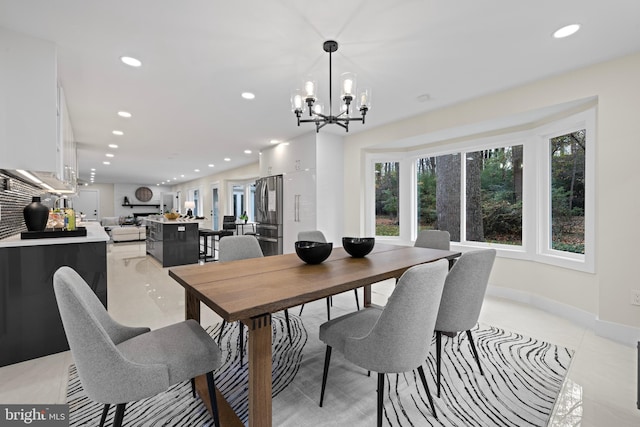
{"left": 171, "top": 163, "right": 260, "bottom": 230}
{"left": 343, "top": 52, "right": 640, "bottom": 334}
{"left": 113, "top": 184, "right": 172, "bottom": 218}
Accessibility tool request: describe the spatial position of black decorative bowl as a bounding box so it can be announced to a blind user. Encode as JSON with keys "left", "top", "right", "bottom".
{"left": 342, "top": 237, "right": 375, "bottom": 258}
{"left": 295, "top": 241, "right": 333, "bottom": 264}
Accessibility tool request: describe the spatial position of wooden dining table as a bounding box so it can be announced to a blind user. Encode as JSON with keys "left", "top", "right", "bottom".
{"left": 168, "top": 242, "right": 460, "bottom": 427}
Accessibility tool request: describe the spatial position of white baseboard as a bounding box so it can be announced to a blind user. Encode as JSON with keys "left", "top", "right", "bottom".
{"left": 486, "top": 285, "right": 640, "bottom": 347}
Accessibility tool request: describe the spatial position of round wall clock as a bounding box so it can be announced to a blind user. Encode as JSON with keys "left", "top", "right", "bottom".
{"left": 135, "top": 186, "right": 153, "bottom": 202}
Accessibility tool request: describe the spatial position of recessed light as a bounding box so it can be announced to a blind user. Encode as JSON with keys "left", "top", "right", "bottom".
{"left": 91, "top": 168, "right": 96, "bottom": 171}
{"left": 181, "top": 174, "right": 185, "bottom": 178}
{"left": 553, "top": 24, "right": 580, "bottom": 39}
{"left": 117, "top": 111, "right": 132, "bottom": 118}
{"left": 108, "top": 144, "right": 118, "bottom": 148}
{"left": 194, "top": 169, "right": 200, "bottom": 172}
{"left": 103, "top": 161, "right": 110, "bottom": 165}
{"left": 224, "top": 158, "right": 231, "bottom": 162}
{"left": 208, "top": 164, "right": 214, "bottom": 168}
{"left": 241, "top": 92, "right": 255, "bottom": 100}
{"left": 106, "top": 153, "right": 114, "bottom": 158}
{"left": 120, "top": 56, "right": 142, "bottom": 67}
{"left": 244, "top": 150, "right": 252, "bottom": 154}
{"left": 112, "top": 130, "right": 124, "bottom": 136}
{"left": 270, "top": 139, "right": 280, "bottom": 144}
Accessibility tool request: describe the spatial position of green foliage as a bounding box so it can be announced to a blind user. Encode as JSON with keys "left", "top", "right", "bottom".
{"left": 552, "top": 241, "right": 585, "bottom": 254}
{"left": 482, "top": 198, "right": 522, "bottom": 237}
{"left": 376, "top": 223, "right": 400, "bottom": 236}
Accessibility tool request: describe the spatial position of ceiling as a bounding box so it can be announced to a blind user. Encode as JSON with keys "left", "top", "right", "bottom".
{"left": 1, "top": 0, "right": 640, "bottom": 186}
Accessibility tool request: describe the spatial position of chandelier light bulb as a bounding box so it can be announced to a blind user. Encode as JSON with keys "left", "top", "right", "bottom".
{"left": 358, "top": 88, "right": 372, "bottom": 109}
{"left": 291, "top": 90, "right": 305, "bottom": 112}
{"left": 304, "top": 78, "right": 317, "bottom": 98}
{"left": 341, "top": 72, "right": 357, "bottom": 98}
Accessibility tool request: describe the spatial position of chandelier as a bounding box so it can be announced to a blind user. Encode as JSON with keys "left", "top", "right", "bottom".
{"left": 291, "top": 40, "right": 371, "bottom": 132}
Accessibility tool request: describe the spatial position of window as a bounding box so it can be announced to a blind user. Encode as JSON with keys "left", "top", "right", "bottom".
{"left": 465, "top": 145, "right": 523, "bottom": 246}
{"left": 375, "top": 162, "right": 400, "bottom": 236}
{"left": 366, "top": 108, "right": 594, "bottom": 272}
{"left": 193, "top": 189, "right": 200, "bottom": 217}
{"left": 416, "top": 154, "right": 461, "bottom": 240}
{"left": 549, "top": 130, "right": 586, "bottom": 254}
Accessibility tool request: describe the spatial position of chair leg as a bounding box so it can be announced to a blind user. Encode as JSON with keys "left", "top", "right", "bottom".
{"left": 217, "top": 320, "right": 227, "bottom": 344}
{"left": 206, "top": 371, "right": 221, "bottom": 427}
{"left": 326, "top": 297, "right": 331, "bottom": 321}
{"left": 112, "top": 403, "right": 126, "bottom": 427}
{"left": 191, "top": 378, "right": 196, "bottom": 398}
{"left": 436, "top": 331, "right": 442, "bottom": 398}
{"left": 377, "top": 373, "right": 385, "bottom": 427}
{"left": 239, "top": 322, "right": 245, "bottom": 366}
{"left": 299, "top": 304, "right": 305, "bottom": 316}
{"left": 99, "top": 403, "right": 109, "bottom": 427}
{"left": 466, "top": 329, "right": 484, "bottom": 376}
{"left": 319, "top": 346, "right": 332, "bottom": 407}
{"left": 284, "top": 309, "right": 292, "bottom": 344}
{"left": 354, "top": 288, "right": 360, "bottom": 310}
{"left": 417, "top": 366, "right": 437, "bottom": 419}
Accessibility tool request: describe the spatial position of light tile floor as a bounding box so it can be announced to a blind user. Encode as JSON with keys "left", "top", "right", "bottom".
{"left": 1, "top": 241, "right": 639, "bottom": 426}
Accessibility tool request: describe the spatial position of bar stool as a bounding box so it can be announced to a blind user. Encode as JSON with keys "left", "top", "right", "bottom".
{"left": 199, "top": 229, "right": 234, "bottom": 262}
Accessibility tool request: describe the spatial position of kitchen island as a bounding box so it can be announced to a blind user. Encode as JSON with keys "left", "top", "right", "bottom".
{"left": 0, "top": 222, "right": 109, "bottom": 367}
{"left": 145, "top": 218, "right": 200, "bottom": 267}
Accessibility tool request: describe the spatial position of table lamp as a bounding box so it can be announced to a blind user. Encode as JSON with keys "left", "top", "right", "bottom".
{"left": 184, "top": 201, "right": 195, "bottom": 217}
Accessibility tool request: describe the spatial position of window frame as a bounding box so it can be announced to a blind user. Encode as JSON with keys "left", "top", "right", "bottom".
{"left": 364, "top": 108, "right": 595, "bottom": 273}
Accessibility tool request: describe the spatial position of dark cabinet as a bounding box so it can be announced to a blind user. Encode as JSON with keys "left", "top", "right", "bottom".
{"left": 146, "top": 221, "right": 199, "bottom": 267}
{"left": 0, "top": 241, "right": 107, "bottom": 367}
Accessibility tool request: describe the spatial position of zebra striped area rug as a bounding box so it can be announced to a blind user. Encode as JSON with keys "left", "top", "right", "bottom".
{"left": 66, "top": 313, "right": 572, "bottom": 426}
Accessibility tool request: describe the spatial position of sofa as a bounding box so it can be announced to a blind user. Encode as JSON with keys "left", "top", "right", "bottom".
{"left": 110, "top": 226, "right": 146, "bottom": 242}
{"left": 101, "top": 217, "right": 146, "bottom": 242}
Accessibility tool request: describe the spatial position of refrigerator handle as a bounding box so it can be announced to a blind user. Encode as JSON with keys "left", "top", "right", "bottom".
{"left": 295, "top": 194, "right": 300, "bottom": 222}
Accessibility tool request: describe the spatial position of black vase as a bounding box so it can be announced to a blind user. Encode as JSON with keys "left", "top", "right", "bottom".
{"left": 23, "top": 196, "right": 49, "bottom": 232}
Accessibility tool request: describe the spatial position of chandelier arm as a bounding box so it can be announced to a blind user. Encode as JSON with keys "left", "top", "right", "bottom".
{"left": 317, "top": 121, "right": 330, "bottom": 132}
{"left": 333, "top": 121, "right": 348, "bottom": 131}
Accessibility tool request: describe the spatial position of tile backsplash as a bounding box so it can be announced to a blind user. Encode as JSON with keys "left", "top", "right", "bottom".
{"left": 0, "top": 170, "right": 52, "bottom": 240}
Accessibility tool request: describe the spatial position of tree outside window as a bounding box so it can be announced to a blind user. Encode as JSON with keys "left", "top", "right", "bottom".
{"left": 416, "top": 154, "right": 461, "bottom": 240}
{"left": 466, "top": 145, "right": 523, "bottom": 245}
{"left": 550, "top": 130, "right": 585, "bottom": 254}
{"left": 375, "top": 162, "right": 400, "bottom": 236}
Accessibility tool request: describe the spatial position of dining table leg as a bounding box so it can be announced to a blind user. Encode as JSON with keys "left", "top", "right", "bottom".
{"left": 185, "top": 289, "right": 244, "bottom": 427}
{"left": 246, "top": 314, "right": 273, "bottom": 427}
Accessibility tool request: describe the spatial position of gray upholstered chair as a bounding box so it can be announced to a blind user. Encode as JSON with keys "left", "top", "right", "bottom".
{"left": 319, "top": 260, "right": 449, "bottom": 425}
{"left": 53, "top": 266, "right": 221, "bottom": 427}
{"left": 217, "top": 235, "right": 292, "bottom": 364}
{"left": 434, "top": 249, "right": 496, "bottom": 397}
{"left": 415, "top": 229, "right": 451, "bottom": 250}
{"left": 297, "top": 230, "right": 360, "bottom": 320}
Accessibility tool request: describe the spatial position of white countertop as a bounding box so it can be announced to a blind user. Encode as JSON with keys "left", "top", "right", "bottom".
{"left": 0, "top": 221, "right": 110, "bottom": 248}
{"left": 144, "top": 218, "right": 204, "bottom": 225}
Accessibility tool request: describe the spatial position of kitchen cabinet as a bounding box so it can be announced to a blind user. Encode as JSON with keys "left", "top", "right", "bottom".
{"left": 260, "top": 132, "right": 344, "bottom": 253}
{"left": 0, "top": 27, "right": 76, "bottom": 190}
{"left": 282, "top": 169, "right": 317, "bottom": 252}
{"left": 146, "top": 219, "right": 199, "bottom": 267}
{"left": 0, "top": 222, "right": 109, "bottom": 367}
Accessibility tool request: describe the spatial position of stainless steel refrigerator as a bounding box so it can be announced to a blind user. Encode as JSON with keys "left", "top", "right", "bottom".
{"left": 254, "top": 174, "right": 283, "bottom": 256}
